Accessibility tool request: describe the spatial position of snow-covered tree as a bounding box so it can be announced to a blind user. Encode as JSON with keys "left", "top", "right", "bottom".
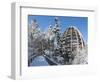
{"left": 72, "top": 46, "right": 88, "bottom": 64}
{"left": 28, "top": 19, "right": 42, "bottom": 65}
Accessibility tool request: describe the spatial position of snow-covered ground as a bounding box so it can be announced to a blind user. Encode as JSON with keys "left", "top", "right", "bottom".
{"left": 29, "top": 56, "right": 49, "bottom": 66}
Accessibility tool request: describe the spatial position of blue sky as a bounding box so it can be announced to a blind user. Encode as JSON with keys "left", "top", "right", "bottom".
{"left": 28, "top": 15, "right": 88, "bottom": 42}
